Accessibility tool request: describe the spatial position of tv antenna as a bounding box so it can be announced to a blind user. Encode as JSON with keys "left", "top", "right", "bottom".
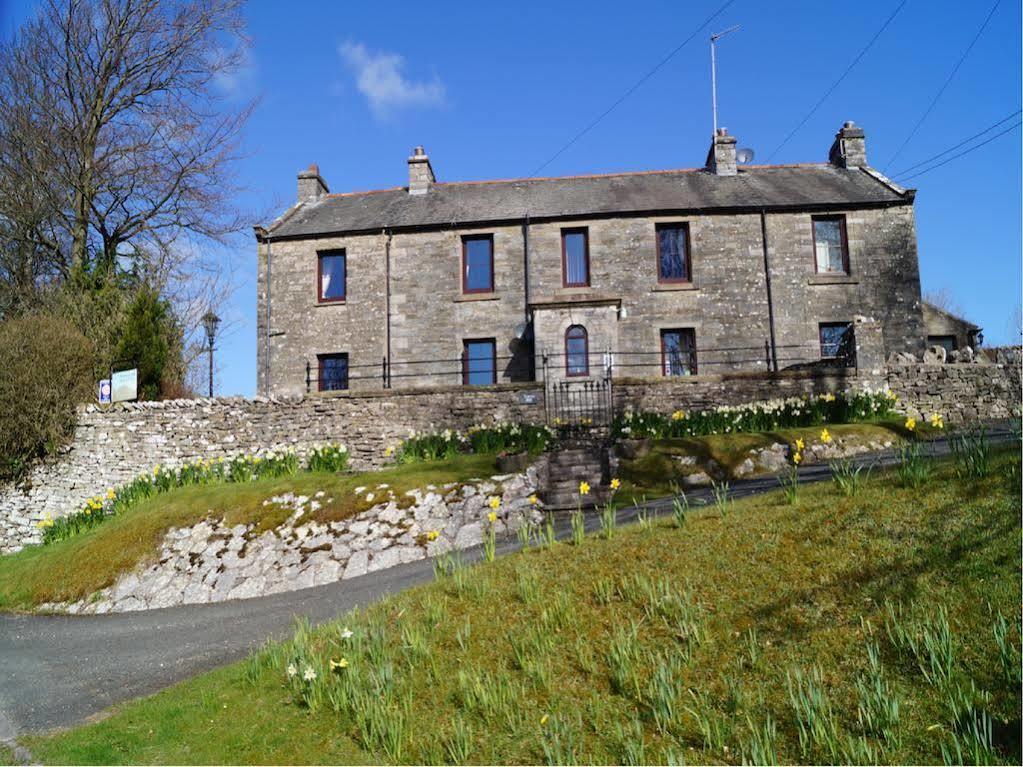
{"left": 710, "top": 25, "right": 740, "bottom": 136}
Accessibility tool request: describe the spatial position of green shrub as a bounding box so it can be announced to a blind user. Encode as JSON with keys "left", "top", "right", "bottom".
{"left": 0, "top": 314, "right": 93, "bottom": 481}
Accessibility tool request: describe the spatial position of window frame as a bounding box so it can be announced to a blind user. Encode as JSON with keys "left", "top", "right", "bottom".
{"left": 560, "top": 227, "right": 591, "bottom": 288}
{"left": 819, "top": 321, "right": 852, "bottom": 359}
{"left": 317, "top": 250, "right": 347, "bottom": 303}
{"left": 564, "top": 325, "right": 589, "bottom": 377}
{"left": 461, "top": 338, "right": 497, "bottom": 386}
{"left": 810, "top": 215, "right": 850, "bottom": 275}
{"left": 316, "top": 352, "right": 349, "bottom": 392}
{"left": 655, "top": 222, "right": 692, "bottom": 284}
{"left": 660, "top": 328, "right": 697, "bottom": 376}
{"left": 461, "top": 234, "right": 495, "bottom": 294}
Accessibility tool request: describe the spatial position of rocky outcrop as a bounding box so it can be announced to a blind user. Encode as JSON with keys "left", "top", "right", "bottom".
{"left": 40, "top": 469, "right": 539, "bottom": 614}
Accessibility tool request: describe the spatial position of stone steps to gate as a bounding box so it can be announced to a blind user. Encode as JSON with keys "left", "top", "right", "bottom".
{"left": 540, "top": 437, "right": 611, "bottom": 510}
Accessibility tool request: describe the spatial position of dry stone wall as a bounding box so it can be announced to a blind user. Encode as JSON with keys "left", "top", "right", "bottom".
{"left": 0, "top": 385, "right": 544, "bottom": 553}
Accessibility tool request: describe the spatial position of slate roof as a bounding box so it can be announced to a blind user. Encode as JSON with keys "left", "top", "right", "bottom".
{"left": 264, "top": 164, "right": 912, "bottom": 240}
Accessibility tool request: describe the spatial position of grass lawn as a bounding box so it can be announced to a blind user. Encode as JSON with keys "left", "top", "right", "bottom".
{"left": 0, "top": 453, "right": 500, "bottom": 611}
{"left": 21, "top": 447, "right": 1021, "bottom": 765}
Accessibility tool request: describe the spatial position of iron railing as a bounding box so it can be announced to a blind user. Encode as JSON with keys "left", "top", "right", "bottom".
{"left": 302, "top": 332, "right": 857, "bottom": 393}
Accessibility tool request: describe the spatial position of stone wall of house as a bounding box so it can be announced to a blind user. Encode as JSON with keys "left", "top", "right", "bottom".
{"left": 259, "top": 204, "right": 923, "bottom": 397}
{"left": 0, "top": 385, "right": 545, "bottom": 553}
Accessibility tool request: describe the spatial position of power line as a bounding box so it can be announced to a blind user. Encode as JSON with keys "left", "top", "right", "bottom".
{"left": 527, "top": 0, "right": 736, "bottom": 178}
{"left": 894, "top": 119, "right": 1021, "bottom": 182}
{"left": 884, "top": 0, "right": 1001, "bottom": 170}
{"left": 889, "top": 109, "right": 1021, "bottom": 177}
{"left": 766, "top": 0, "right": 908, "bottom": 163}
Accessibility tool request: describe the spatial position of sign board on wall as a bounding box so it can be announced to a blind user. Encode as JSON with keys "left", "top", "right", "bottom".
{"left": 111, "top": 368, "right": 138, "bottom": 403}
{"left": 98, "top": 379, "right": 111, "bottom": 405}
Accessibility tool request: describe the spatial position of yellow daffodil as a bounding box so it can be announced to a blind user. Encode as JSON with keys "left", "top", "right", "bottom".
{"left": 610, "top": 478, "right": 621, "bottom": 491}
{"left": 824, "top": 392, "right": 836, "bottom": 402}
{"left": 929, "top": 413, "right": 944, "bottom": 429}
{"left": 579, "top": 481, "right": 590, "bottom": 496}
{"left": 671, "top": 410, "right": 686, "bottom": 421}
{"left": 330, "top": 658, "right": 349, "bottom": 671}
{"left": 820, "top": 428, "right": 832, "bottom": 444}
{"left": 887, "top": 390, "right": 898, "bottom": 401}
{"left": 795, "top": 438, "right": 805, "bottom": 451}
{"left": 793, "top": 452, "right": 803, "bottom": 465}
{"left": 383, "top": 445, "right": 394, "bottom": 457}
{"left": 488, "top": 495, "right": 501, "bottom": 511}
{"left": 540, "top": 714, "right": 549, "bottom": 726}
{"left": 426, "top": 530, "right": 439, "bottom": 542}
{"left": 487, "top": 511, "right": 498, "bottom": 523}
{"left": 528, "top": 494, "right": 539, "bottom": 505}
{"left": 905, "top": 417, "right": 916, "bottom": 431}
{"left": 106, "top": 488, "right": 115, "bottom": 500}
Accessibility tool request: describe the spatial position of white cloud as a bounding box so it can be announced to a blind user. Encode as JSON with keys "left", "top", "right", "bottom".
{"left": 339, "top": 41, "right": 445, "bottom": 119}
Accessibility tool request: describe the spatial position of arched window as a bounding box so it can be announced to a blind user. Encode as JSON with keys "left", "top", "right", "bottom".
{"left": 565, "top": 325, "right": 589, "bottom": 377}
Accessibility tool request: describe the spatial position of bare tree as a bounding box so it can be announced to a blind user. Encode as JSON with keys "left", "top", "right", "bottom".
{"left": 923, "top": 287, "right": 968, "bottom": 320}
{"left": 0, "top": 0, "right": 252, "bottom": 285}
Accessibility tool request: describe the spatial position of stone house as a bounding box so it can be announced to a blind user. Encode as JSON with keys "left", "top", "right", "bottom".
{"left": 922, "top": 301, "right": 982, "bottom": 354}
{"left": 255, "top": 122, "right": 925, "bottom": 396}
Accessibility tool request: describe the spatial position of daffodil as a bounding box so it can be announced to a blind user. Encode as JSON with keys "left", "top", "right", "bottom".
{"left": 671, "top": 410, "right": 686, "bottom": 421}
{"left": 383, "top": 445, "right": 394, "bottom": 457}
{"left": 905, "top": 417, "right": 916, "bottom": 431}
{"left": 488, "top": 495, "right": 501, "bottom": 511}
{"left": 426, "top": 530, "right": 439, "bottom": 542}
{"left": 610, "top": 478, "right": 621, "bottom": 491}
{"left": 330, "top": 658, "right": 349, "bottom": 671}
{"left": 528, "top": 494, "right": 539, "bottom": 505}
{"left": 286, "top": 663, "right": 297, "bottom": 678}
{"left": 929, "top": 412, "right": 944, "bottom": 429}
{"left": 303, "top": 666, "right": 316, "bottom": 681}
{"left": 793, "top": 452, "right": 802, "bottom": 465}
{"left": 540, "top": 714, "right": 549, "bottom": 726}
{"left": 340, "top": 627, "right": 353, "bottom": 640}
{"left": 105, "top": 488, "right": 115, "bottom": 500}
{"left": 487, "top": 511, "right": 498, "bottom": 523}
{"left": 579, "top": 481, "right": 590, "bottom": 496}
{"left": 820, "top": 428, "right": 832, "bottom": 444}
{"left": 795, "top": 438, "right": 805, "bottom": 451}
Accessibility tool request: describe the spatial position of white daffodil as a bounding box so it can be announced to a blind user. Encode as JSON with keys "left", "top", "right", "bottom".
{"left": 303, "top": 666, "right": 316, "bottom": 681}
{"left": 286, "top": 663, "right": 297, "bottom": 678}
{"left": 340, "top": 627, "right": 353, "bottom": 640}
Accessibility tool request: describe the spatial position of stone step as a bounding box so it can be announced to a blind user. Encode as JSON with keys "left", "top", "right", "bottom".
{"left": 542, "top": 488, "right": 610, "bottom": 510}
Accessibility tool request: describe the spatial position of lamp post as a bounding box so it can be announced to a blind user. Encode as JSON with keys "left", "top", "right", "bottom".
{"left": 201, "top": 310, "right": 221, "bottom": 398}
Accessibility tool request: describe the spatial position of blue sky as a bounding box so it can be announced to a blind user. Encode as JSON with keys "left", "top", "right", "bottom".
{"left": 3, "top": 0, "right": 1021, "bottom": 395}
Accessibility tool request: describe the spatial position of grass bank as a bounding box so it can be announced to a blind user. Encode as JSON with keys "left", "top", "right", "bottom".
{"left": 22, "top": 448, "right": 1022, "bottom": 765}
{"left": 0, "top": 454, "right": 499, "bottom": 611}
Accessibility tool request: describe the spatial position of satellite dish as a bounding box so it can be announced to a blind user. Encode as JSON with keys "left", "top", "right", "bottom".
{"left": 736, "top": 147, "right": 755, "bottom": 164}
{"left": 514, "top": 322, "right": 528, "bottom": 340}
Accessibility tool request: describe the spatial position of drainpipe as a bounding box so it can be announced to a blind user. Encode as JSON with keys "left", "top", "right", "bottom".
{"left": 384, "top": 229, "right": 392, "bottom": 387}
{"left": 759, "top": 209, "right": 779, "bottom": 372}
{"left": 263, "top": 232, "right": 273, "bottom": 396}
{"left": 522, "top": 214, "right": 532, "bottom": 380}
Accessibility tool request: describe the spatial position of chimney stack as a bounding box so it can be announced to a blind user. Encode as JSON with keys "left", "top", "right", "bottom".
{"left": 829, "top": 121, "right": 867, "bottom": 168}
{"left": 408, "top": 145, "right": 435, "bottom": 195}
{"left": 706, "top": 128, "right": 738, "bottom": 176}
{"left": 297, "top": 164, "right": 329, "bottom": 202}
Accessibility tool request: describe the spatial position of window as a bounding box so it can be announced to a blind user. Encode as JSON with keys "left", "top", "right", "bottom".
{"left": 928, "top": 335, "right": 958, "bottom": 354}
{"left": 317, "top": 353, "right": 349, "bottom": 391}
{"left": 565, "top": 325, "right": 589, "bottom": 376}
{"left": 462, "top": 235, "right": 494, "bottom": 293}
{"left": 561, "top": 228, "right": 590, "bottom": 287}
{"left": 811, "top": 216, "right": 849, "bottom": 274}
{"left": 462, "top": 339, "right": 496, "bottom": 386}
{"left": 661, "top": 329, "right": 696, "bottom": 376}
{"left": 318, "top": 250, "right": 346, "bottom": 302}
{"left": 656, "top": 223, "right": 691, "bottom": 283}
{"left": 819, "top": 322, "right": 852, "bottom": 359}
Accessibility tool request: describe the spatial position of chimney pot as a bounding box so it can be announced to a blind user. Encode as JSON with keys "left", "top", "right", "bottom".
{"left": 297, "top": 164, "right": 329, "bottom": 202}
{"left": 408, "top": 145, "right": 436, "bottom": 195}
